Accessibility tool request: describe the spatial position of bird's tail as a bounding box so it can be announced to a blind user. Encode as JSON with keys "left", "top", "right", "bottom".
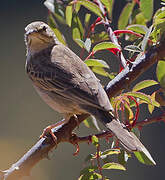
{"left": 94, "top": 109, "right": 146, "bottom": 152}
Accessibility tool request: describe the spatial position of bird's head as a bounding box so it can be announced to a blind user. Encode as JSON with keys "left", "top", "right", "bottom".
{"left": 25, "top": 21, "right": 59, "bottom": 54}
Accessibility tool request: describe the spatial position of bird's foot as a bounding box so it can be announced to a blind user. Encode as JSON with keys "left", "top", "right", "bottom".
{"left": 39, "top": 119, "right": 68, "bottom": 146}
{"left": 69, "top": 133, "right": 80, "bottom": 156}
{"left": 40, "top": 125, "right": 57, "bottom": 144}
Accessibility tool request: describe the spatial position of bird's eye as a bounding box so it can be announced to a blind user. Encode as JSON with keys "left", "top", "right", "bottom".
{"left": 42, "top": 26, "right": 47, "bottom": 31}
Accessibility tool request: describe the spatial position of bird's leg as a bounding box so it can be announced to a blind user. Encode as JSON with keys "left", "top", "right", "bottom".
{"left": 73, "top": 114, "right": 80, "bottom": 128}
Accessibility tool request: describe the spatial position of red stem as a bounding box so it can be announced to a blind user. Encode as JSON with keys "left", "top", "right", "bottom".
{"left": 127, "top": 96, "right": 140, "bottom": 128}
{"left": 96, "top": 145, "right": 103, "bottom": 180}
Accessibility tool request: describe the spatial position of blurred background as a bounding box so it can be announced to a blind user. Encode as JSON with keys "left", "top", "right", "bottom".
{"left": 0, "top": 0, "right": 165, "bottom": 180}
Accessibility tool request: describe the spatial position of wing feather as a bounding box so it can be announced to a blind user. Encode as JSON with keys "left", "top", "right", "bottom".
{"left": 28, "top": 44, "right": 111, "bottom": 111}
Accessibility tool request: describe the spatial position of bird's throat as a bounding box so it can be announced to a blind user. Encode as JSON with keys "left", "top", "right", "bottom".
{"left": 27, "top": 36, "right": 54, "bottom": 55}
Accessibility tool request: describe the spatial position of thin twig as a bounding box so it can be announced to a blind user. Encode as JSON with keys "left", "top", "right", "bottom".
{"left": 96, "top": 145, "right": 103, "bottom": 180}
{"left": 95, "top": 0, "right": 127, "bottom": 67}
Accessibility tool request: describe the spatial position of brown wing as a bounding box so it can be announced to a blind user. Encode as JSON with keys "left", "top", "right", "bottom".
{"left": 29, "top": 44, "right": 112, "bottom": 111}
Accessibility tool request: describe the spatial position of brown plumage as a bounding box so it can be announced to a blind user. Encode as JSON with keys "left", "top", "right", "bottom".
{"left": 25, "top": 21, "right": 147, "bottom": 152}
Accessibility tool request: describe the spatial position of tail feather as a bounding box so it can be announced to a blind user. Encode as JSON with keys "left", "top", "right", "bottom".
{"left": 94, "top": 110, "right": 144, "bottom": 152}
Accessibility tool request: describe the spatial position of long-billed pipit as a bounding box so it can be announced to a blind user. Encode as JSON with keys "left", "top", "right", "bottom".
{"left": 24, "top": 21, "right": 145, "bottom": 152}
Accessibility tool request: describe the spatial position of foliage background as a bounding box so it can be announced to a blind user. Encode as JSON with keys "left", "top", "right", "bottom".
{"left": 0, "top": 0, "right": 165, "bottom": 179}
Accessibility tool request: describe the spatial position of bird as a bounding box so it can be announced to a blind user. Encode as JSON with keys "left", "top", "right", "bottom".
{"left": 24, "top": 21, "right": 145, "bottom": 152}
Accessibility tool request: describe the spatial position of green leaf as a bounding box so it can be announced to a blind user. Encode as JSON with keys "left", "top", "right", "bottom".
{"left": 154, "top": 18, "right": 165, "bottom": 26}
{"left": 155, "top": 10, "right": 165, "bottom": 20}
{"left": 124, "top": 102, "right": 134, "bottom": 120}
{"left": 79, "top": 166, "right": 101, "bottom": 180}
{"left": 118, "top": 150, "right": 130, "bottom": 166}
{"left": 75, "top": 39, "right": 85, "bottom": 48}
{"left": 156, "top": 60, "right": 165, "bottom": 88}
{"left": 71, "top": 0, "right": 104, "bottom": 19}
{"left": 93, "top": 42, "right": 119, "bottom": 52}
{"left": 118, "top": 2, "right": 135, "bottom": 29}
{"left": 48, "top": 13, "right": 57, "bottom": 28}
{"left": 101, "top": 149, "right": 120, "bottom": 156}
{"left": 91, "top": 31, "right": 109, "bottom": 43}
{"left": 127, "top": 24, "right": 148, "bottom": 35}
{"left": 51, "top": 27, "right": 66, "bottom": 45}
{"left": 124, "top": 45, "right": 142, "bottom": 53}
{"left": 80, "top": 166, "right": 97, "bottom": 175}
{"left": 75, "top": 3, "right": 81, "bottom": 13}
{"left": 92, "top": 67, "right": 109, "bottom": 77}
{"left": 79, "top": 172, "right": 102, "bottom": 180}
{"left": 84, "top": 38, "right": 91, "bottom": 52}
{"left": 134, "top": 151, "right": 156, "bottom": 165}
{"left": 85, "top": 13, "right": 91, "bottom": 28}
{"left": 154, "top": 7, "right": 165, "bottom": 22}
{"left": 54, "top": 12, "right": 67, "bottom": 24}
{"left": 72, "top": 25, "right": 81, "bottom": 41}
{"left": 134, "top": 12, "right": 147, "bottom": 25}
{"left": 108, "top": 72, "right": 116, "bottom": 79}
{"left": 148, "top": 103, "right": 154, "bottom": 114}
{"left": 152, "top": 18, "right": 165, "bottom": 42}
{"left": 72, "top": 13, "right": 83, "bottom": 41}
{"left": 85, "top": 59, "right": 109, "bottom": 68}
{"left": 83, "top": 116, "right": 100, "bottom": 131}
{"left": 132, "top": 80, "right": 158, "bottom": 92}
{"left": 148, "top": 92, "right": 156, "bottom": 114}
{"left": 109, "top": 0, "right": 114, "bottom": 18}
{"left": 66, "top": 5, "right": 73, "bottom": 27}
{"left": 100, "top": 0, "right": 111, "bottom": 16}
{"left": 125, "top": 92, "right": 160, "bottom": 107}
{"left": 102, "top": 162, "right": 126, "bottom": 170}
{"left": 91, "top": 135, "right": 99, "bottom": 146}
{"left": 77, "top": 16, "right": 84, "bottom": 37}
{"left": 90, "top": 173, "right": 102, "bottom": 180}
{"left": 78, "top": 175, "right": 83, "bottom": 180}
{"left": 140, "top": 0, "right": 153, "bottom": 21}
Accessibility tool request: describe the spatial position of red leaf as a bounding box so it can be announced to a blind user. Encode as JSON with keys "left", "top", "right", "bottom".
{"left": 114, "top": 30, "right": 143, "bottom": 38}
{"left": 107, "top": 48, "right": 121, "bottom": 55}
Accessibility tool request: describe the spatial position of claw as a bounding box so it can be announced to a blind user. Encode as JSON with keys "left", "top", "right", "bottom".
{"left": 39, "top": 119, "right": 68, "bottom": 146}
{"left": 69, "top": 133, "right": 80, "bottom": 156}
{"left": 73, "top": 143, "right": 80, "bottom": 156}
{"left": 40, "top": 125, "right": 57, "bottom": 147}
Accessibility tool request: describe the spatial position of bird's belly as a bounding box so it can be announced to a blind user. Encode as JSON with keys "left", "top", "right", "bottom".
{"left": 34, "top": 85, "right": 85, "bottom": 115}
